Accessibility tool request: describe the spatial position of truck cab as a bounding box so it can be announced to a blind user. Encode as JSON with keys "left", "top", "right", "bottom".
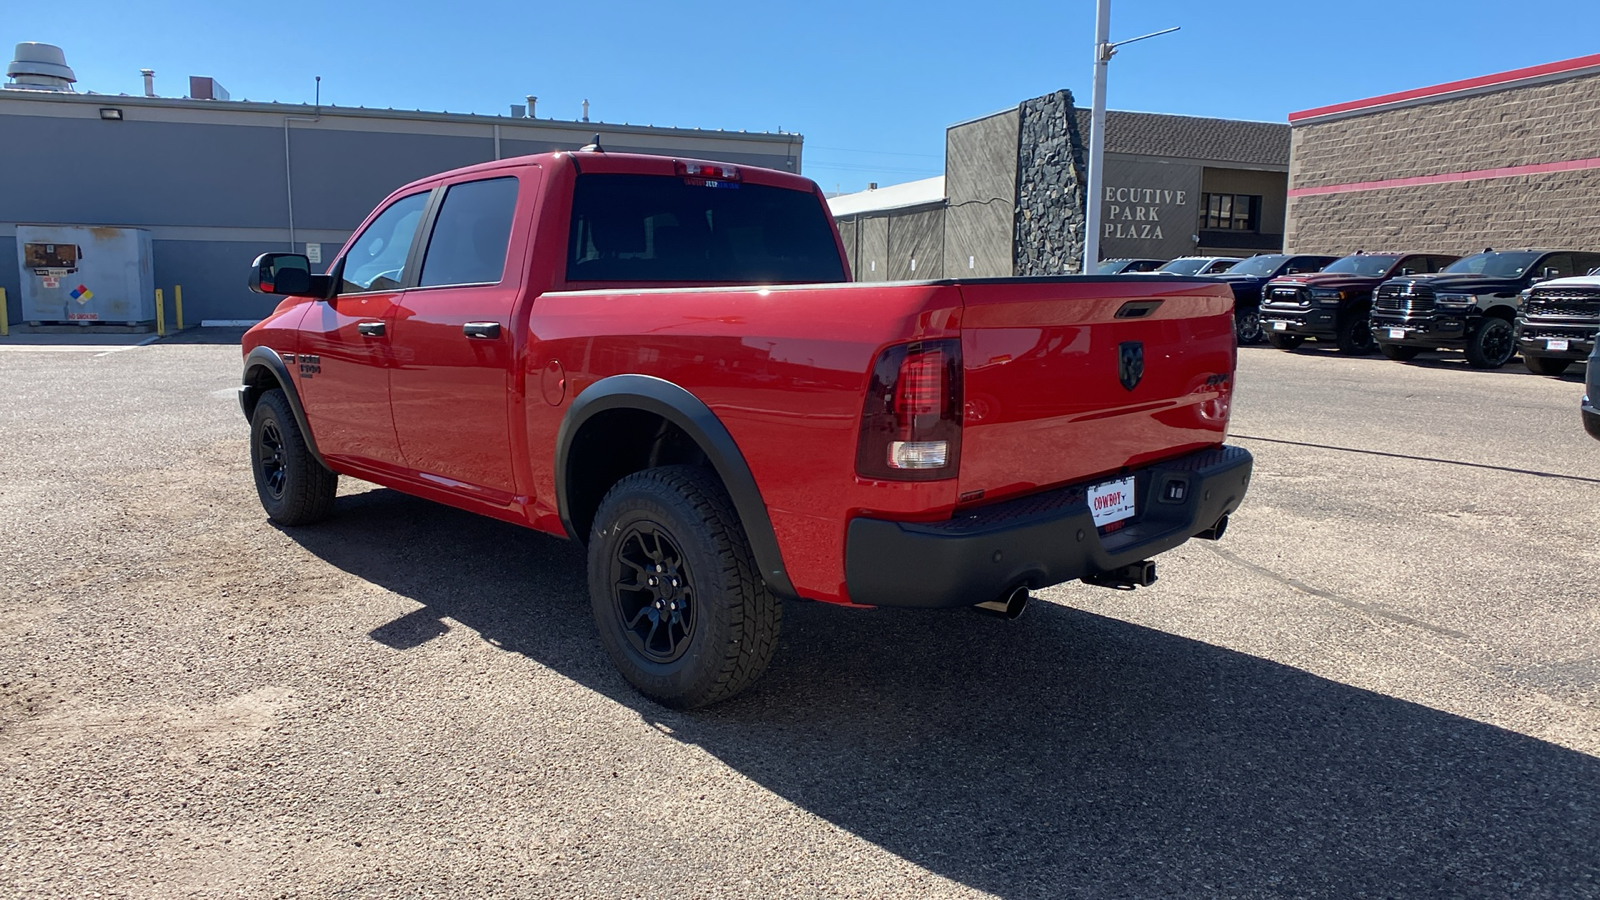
{"left": 1259, "top": 252, "right": 1459, "bottom": 355}
{"left": 1372, "top": 250, "right": 1600, "bottom": 368}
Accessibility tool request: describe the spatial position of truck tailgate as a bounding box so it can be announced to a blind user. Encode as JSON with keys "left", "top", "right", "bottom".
{"left": 956, "top": 277, "right": 1236, "bottom": 502}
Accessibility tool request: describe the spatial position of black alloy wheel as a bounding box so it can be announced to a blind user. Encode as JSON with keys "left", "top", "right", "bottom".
{"left": 1466, "top": 318, "right": 1516, "bottom": 369}
{"left": 257, "top": 420, "right": 288, "bottom": 501}
{"left": 1235, "top": 304, "right": 1264, "bottom": 345}
{"left": 1335, "top": 309, "right": 1377, "bottom": 355}
{"left": 610, "top": 522, "right": 696, "bottom": 664}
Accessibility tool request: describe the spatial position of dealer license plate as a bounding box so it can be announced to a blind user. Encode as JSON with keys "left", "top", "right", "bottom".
{"left": 1548, "top": 339, "right": 1570, "bottom": 351}
{"left": 1388, "top": 328, "right": 1406, "bottom": 339}
{"left": 1087, "top": 476, "right": 1137, "bottom": 528}
{"left": 1272, "top": 320, "right": 1287, "bottom": 331}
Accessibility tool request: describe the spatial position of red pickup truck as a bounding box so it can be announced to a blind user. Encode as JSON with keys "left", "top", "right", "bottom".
{"left": 240, "top": 148, "right": 1252, "bottom": 707}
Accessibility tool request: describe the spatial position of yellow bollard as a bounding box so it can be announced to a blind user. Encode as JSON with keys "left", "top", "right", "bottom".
{"left": 0, "top": 287, "right": 8, "bottom": 337}
{"left": 155, "top": 288, "right": 165, "bottom": 337}
{"left": 174, "top": 285, "right": 184, "bottom": 331}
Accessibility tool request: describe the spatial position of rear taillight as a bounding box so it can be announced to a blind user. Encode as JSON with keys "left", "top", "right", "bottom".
{"left": 856, "top": 339, "right": 963, "bottom": 481}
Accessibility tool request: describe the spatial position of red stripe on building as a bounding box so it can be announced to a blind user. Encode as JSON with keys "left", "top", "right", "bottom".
{"left": 1288, "top": 53, "right": 1600, "bottom": 123}
{"left": 1289, "top": 157, "right": 1600, "bottom": 198}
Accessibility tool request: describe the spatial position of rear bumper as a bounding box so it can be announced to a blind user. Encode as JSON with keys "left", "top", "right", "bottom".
{"left": 844, "top": 445, "right": 1253, "bottom": 608}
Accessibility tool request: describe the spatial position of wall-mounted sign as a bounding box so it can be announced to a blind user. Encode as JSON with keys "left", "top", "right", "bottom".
{"left": 1097, "top": 158, "right": 1203, "bottom": 261}
{"left": 305, "top": 242, "right": 322, "bottom": 264}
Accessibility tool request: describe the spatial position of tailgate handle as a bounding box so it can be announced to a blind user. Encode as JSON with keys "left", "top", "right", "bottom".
{"left": 1115, "top": 300, "right": 1164, "bottom": 319}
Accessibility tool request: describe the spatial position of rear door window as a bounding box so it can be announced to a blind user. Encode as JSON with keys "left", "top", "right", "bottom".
{"left": 567, "top": 173, "right": 846, "bottom": 284}
{"left": 340, "top": 192, "right": 430, "bottom": 294}
{"left": 1538, "top": 254, "right": 1575, "bottom": 279}
{"left": 1572, "top": 252, "right": 1600, "bottom": 274}
{"left": 418, "top": 177, "right": 520, "bottom": 288}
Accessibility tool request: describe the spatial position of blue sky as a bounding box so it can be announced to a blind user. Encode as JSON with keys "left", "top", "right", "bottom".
{"left": 10, "top": 0, "right": 1598, "bottom": 194}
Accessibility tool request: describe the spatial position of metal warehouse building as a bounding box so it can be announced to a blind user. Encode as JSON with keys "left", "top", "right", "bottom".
{"left": 0, "top": 44, "right": 802, "bottom": 328}
{"left": 1285, "top": 53, "right": 1600, "bottom": 254}
{"left": 829, "top": 90, "right": 1290, "bottom": 279}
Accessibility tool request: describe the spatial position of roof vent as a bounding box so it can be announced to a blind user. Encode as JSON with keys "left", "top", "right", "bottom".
{"left": 4, "top": 42, "right": 77, "bottom": 92}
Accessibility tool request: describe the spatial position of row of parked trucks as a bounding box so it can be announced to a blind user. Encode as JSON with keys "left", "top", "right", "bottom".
{"left": 1106, "top": 250, "right": 1600, "bottom": 375}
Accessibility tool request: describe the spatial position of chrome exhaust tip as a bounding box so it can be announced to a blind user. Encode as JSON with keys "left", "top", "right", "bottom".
{"left": 974, "top": 585, "right": 1030, "bottom": 620}
{"left": 1196, "top": 514, "right": 1229, "bottom": 541}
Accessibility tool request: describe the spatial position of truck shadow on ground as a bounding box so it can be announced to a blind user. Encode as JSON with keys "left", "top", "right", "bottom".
{"left": 288, "top": 487, "right": 1600, "bottom": 899}
{"left": 1259, "top": 342, "right": 1590, "bottom": 381}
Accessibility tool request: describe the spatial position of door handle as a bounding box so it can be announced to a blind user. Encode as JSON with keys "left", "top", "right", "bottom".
{"left": 356, "top": 321, "right": 385, "bottom": 337}
{"left": 463, "top": 322, "right": 502, "bottom": 340}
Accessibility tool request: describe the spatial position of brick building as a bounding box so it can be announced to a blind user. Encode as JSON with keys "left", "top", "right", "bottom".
{"left": 829, "top": 90, "right": 1290, "bottom": 279}
{"left": 1286, "top": 53, "right": 1600, "bottom": 254}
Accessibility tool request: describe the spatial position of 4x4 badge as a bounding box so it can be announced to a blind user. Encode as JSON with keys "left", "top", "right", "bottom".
{"left": 1119, "top": 341, "right": 1144, "bottom": 391}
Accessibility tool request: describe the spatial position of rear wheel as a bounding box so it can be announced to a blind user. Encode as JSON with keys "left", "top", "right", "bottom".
{"left": 1235, "top": 304, "right": 1263, "bottom": 345}
{"left": 1379, "top": 343, "right": 1422, "bottom": 361}
{"left": 250, "top": 388, "right": 338, "bottom": 525}
{"left": 1335, "top": 308, "right": 1377, "bottom": 355}
{"left": 1585, "top": 408, "right": 1600, "bottom": 441}
{"left": 587, "top": 465, "right": 781, "bottom": 709}
{"left": 1465, "top": 318, "right": 1515, "bottom": 369}
{"left": 1265, "top": 332, "right": 1304, "bottom": 351}
{"left": 1522, "top": 355, "right": 1572, "bottom": 376}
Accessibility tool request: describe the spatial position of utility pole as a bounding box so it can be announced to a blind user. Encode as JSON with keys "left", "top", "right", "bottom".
{"left": 1082, "top": 2, "right": 1179, "bottom": 274}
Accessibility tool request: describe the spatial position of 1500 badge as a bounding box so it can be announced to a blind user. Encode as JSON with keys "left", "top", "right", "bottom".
{"left": 297, "top": 355, "right": 321, "bottom": 378}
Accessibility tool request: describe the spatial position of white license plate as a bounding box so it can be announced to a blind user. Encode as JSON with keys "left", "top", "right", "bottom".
{"left": 1088, "top": 476, "right": 1137, "bottom": 528}
{"left": 1388, "top": 328, "right": 1406, "bottom": 339}
{"left": 1548, "top": 339, "right": 1570, "bottom": 351}
{"left": 1272, "top": 321, "right": 1288, "bottom": 331}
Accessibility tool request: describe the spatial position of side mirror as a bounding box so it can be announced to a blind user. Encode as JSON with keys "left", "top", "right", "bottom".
{"left": 249, "top": 252, "right": 332, "bottom": 297}
{"left": 1540, "top": 267, "right": 1561, "bottom": 281}
{"left": 1399, "top": 268, "right": 1416, "bottom": 276}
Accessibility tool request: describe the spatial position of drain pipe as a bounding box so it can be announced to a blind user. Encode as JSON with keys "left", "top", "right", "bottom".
{"left": 284, "top": 111, "right": 321, "bottom": 250}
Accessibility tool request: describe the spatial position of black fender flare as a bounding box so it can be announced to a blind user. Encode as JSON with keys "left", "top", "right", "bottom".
{"left": 239, "top": 346, "right": 328, "bottom": 469}
{"left": 555, "top": 374, "right": 799, "bottom": 601}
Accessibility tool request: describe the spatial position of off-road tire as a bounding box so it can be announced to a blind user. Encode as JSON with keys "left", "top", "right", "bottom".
{"left": 1335, "top": 308, "right": 1377, "bottom": 355}
{"left": 1585, "top": 408, "right": 1600, "bottom": 441}
{"left": 587, "top": 465, "right": 781, "bottom": 709}
{"left": 1235, "top": 304, "right": 1264, "bottom": 345}
{"left": 250, "top": 388, "right": 338, "bottom": 526}
{"left": 1465, "top": 317, "right": 1516, "bottom": 369}
{"left": 1265, "top": 332, "right": 1305, "bottom": 351}
{"left": 1379, "top": 343, "right": 1422, "bottom": 361}
{"left": 1522, "top": 355, "right": 1572, "bottom": 376}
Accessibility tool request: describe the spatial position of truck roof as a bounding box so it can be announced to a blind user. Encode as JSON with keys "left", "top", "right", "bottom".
{"left": 385, "top": 150, "right": 821, "bottom": 198}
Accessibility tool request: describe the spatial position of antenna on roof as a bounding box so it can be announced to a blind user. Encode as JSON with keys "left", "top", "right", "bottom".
{"left": 580, "top": 133, "right": 604, "bottom": 152}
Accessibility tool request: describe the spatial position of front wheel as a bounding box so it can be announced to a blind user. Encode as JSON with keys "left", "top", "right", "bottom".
{"left": 587, "top": 465, "right": 781, "bottom": 709}
{"left": 1522, "top": 355, "right": 1572, "bottom": 376}
{"left": 1465, "top": 318, "right": 1516, "bottom": 369}
{"left": 1265, "top": 332, "right": 1305, "bottom": 351}
{"left": 1235, "top": 304, "right": 1264, "bottom": 345}
{"left": 1379, "top": 343, "right": 1422, "bottom": 361}
{"left": 1335, "top": 309, "right": 1377, "bottom": 355}
{"left": 250, "top": 388, "right": 338, "bottom": 525}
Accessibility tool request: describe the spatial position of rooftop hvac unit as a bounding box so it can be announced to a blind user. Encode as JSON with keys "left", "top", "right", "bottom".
{"left": 16, "top": 225, "right": 155, "bottom": 326}
{"left": 4, "top": 42, "right": 76, "bottom": 92}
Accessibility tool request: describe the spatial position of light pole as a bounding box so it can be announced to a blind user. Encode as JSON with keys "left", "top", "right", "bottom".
{"left": 1082, "top": 0, "right": 1178, "bottom": 273}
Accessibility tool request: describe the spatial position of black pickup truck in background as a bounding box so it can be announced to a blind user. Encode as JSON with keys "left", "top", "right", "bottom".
{"left": 1259, "top": 252, "right": 1460, "bottom": 354}
{"left": 1515, "top": 271, "right": 1600, "bottom": 375}
{"left": 1371, "top": 250, "right": 1600, "bottom": 368}
{"left": 1213, "top": 254, "right": 1339, "bottom": 345}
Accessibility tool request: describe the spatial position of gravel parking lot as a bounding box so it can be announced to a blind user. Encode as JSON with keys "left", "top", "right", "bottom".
{"left": 3, "top": 333, "right": 1599, "bottom": 898}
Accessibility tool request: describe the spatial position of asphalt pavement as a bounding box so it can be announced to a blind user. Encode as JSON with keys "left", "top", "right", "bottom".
{"left": 2, "top": 334, "right": 1597, "bottom": 898}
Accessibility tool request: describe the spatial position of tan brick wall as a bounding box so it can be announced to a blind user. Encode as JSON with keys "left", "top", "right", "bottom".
{"left": 1290, "top": 71, "right": 1600, "bottom": 190}
{"left": 1285, "top": 168, "right": 1600, "bottom": 255}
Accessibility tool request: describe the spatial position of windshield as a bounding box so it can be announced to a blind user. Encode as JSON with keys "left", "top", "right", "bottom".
{"left": 1096, "top": 260, "right": 1130, "bottom": 274}
{"left": 1157, "top": 258, "right": 1207, "bottom": 276}
{"left": 567, "top": 174, "right": 846, "bottom": 284}
{"left": 1319, "top": 254, "right": 1401, "bottom": 278}
{"left": 1441, "top": 251, "right": 1543, "bottom": 278}
{"left": 1223, "top": 255, "right": 1289, "bottom": 277}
